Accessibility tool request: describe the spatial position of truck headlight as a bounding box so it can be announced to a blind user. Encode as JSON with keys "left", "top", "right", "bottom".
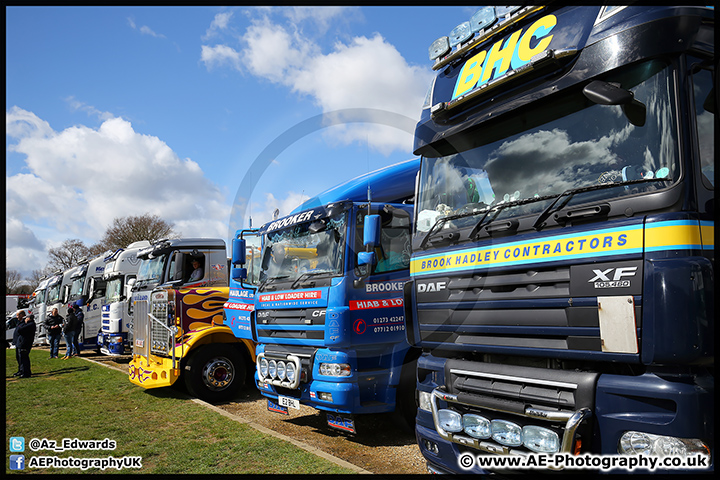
{"left": 276, "top": 361, "right": 286, "bottom": 381}
{"left": 491, "top": 419, "right": 523, "bottom": 447}
{"left": 258, "top": 357, "right": 269, "bottom": 378}
{"left": 268, "top": 360, "right": 277, "bottom": 379}
{"left": 463, "top": 414, "right": 491, "bottom": 439}
{"left": 619, "top": 431, "right": 711, "bottom": 458}
{"left": 285, "top": 362, "right": 296, "bottom": 383}
{"left": 319, "top": 363, "right": 351, "bottom": 376}
{"left": 418, "top": 391, "right": 432, "bottom": 412}
{"left": 438, "top": 409, "right": 463, "bottom": 433}
{"left": 523, "top": 425, "right": 560, "bottom": 453}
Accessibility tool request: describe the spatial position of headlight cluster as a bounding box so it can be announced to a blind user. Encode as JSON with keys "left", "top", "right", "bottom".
{"left": 437, "top": 409, "right": 560, "bottom": 453}
{"left": 619, "top": 431, "right": 711, "bottom": 458}
{"left": 319, "top": 363, "right": 351, "bottom": 377}
{"left": 109, "top": 336, "right": 123, "bottom": 344}
{"left": 258, "top": 357, "right": 297, "bottom": 383}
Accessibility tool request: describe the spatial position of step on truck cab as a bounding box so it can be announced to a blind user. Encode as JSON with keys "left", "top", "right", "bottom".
{"left": 228, "top": 159, "right": 421, "bottom": 433}
{"left": 406, "top": 6, "right": 714, "bottom": 474}
{"left": 97, "top": 240, "right": 151, "bottom": 355}
{"left": 128, "top": 238, "right": 255, "bottom": 403}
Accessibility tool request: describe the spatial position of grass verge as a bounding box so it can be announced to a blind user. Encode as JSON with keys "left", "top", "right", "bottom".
{"left": 6, "top": 349, "right": 354, "bottom": 474}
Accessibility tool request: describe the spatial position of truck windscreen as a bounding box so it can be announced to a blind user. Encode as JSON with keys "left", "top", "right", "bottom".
{"left": 135, "top": 255, "right": 166, "bottom": 288}
{"left": 259, "top": 212, "right": 347, "bottom": 287}
{"left": 416, "top": 59, "right": 678, "bottom": 235}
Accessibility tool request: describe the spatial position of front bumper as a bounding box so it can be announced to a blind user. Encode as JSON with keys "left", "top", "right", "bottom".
{"left": 128, "top": 354, "right": 181, "bottom": 389}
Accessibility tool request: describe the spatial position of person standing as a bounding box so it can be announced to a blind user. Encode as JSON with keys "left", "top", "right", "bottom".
{"left": 73, "top": 301, "right": 84, "bottom": 356}
{"left": 45, "top": 307, "right": 64, "bottom": 358}
{"left": 13, "top": 311, "right": 36, "bottom": 378}
{"left": 62, "top": 306, "right": 77, "bottom": 359}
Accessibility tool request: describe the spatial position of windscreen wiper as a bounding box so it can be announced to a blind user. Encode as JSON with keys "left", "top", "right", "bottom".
{"left": 420, "top": 195, "right": 556, "bottom": 248}
{"left": 290, "top": 270, "right": 332, "bottom": 290}
{"left": 258, "top": 275, "right": 289, "bottom": 291}
{"left": 532, "top": 177, "right": 671, "bottom": 230}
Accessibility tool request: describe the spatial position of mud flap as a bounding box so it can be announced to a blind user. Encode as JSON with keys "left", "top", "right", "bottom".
{"left": 327, "top": 413, "right": 356, "bottom": 434}
{"left": 267, "top": 399, "right": 289, "bottom": 415}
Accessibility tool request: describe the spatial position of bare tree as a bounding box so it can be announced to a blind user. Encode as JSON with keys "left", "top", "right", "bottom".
{"left": 91, "top": 213, "right": 180, "bottom": 252}
{"left": 27, "top": 268, "right": 54, "bottom": 289}
{"left": 47, "top": 239, "right": 91, "bottom": 272}
{"left": 6, "top": 269, "right": 23, "bottom": 293}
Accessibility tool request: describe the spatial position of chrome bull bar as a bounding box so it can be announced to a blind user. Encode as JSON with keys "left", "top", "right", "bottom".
{"left": 430, "top": 387, "right": 592, "bottom": 464}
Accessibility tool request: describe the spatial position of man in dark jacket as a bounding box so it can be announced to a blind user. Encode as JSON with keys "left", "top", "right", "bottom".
{"left": 13, "top": 310, "right": 36, "bottom": 378}
{"left": 73, "top": 301, "right": 85, "bottom": 356}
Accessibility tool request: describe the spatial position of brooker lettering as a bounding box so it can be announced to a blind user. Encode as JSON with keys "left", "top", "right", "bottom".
{"left": 265, "top": 210, "right": 316, "bottom": 233}
{"left": 365, "top": 281, "right": 404, "bottom": 293}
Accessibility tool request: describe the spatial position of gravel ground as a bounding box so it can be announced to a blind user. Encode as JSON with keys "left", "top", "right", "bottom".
{"left": 76, "top": 349, "right": 428, "bottom": 475}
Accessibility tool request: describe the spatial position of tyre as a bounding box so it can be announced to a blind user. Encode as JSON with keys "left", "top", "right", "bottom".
{"left": 393, "top": 358, "right": 419, "bottom": 432}
{"left": 183, "top": 344, "right": 246, "bottom": 403}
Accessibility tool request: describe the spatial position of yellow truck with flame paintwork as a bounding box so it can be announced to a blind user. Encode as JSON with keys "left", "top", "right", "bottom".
{"left": 128, "top": 238, "right": 255, "bottom": 403}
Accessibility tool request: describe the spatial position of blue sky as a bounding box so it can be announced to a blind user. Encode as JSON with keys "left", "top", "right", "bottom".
{"left": 6, "top": 6, "right": 474, "bottom": 278}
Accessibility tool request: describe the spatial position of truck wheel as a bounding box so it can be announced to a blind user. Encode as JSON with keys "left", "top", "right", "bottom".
{"left": 394, "top": 358, "right": 418, "bottom": 432}
{"left": 184, "top": 344, "right": 246, "bottom": 403}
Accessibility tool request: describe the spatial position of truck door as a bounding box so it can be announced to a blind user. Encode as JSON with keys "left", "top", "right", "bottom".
{"left": 227, "top": 230, "right": 261, "bottom": 341}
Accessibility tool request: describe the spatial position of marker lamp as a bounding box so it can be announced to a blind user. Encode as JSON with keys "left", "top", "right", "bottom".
{"left": 429, "top": 36, "right": 450, "bottom": 61}
{"left": 463, "top": 414, "right": 491, "bottom": 439}
{"left": 268, "top": 359, "right": 277, "bottom": 379}
{"left": 491, "top": 419, "right": 523, "bottom": 447}
{"left": 285, "top": 362, "right": 296, "bottom": 382}
{"left": 259, "top": 357, "right": 269, "bottom": 377}
{"left": 619, "top": 431, "right": 711, "bottom": 458}
{"left": 438, "top": 409, "right": 463, "bottom": 433}
{"left": 319, "top": 363, "right": 351, "bottom": 377}
{"left": 523, "top": 425, "right": 560, "bottom": 453}
{"left": 495, "top": 6, "right": 522, "bottom": 18}
{"left": 276, "top": 361, "right": 286, "bottom": 381}
{"left": 449, "top": 21, "right": 472, "bottom": 48}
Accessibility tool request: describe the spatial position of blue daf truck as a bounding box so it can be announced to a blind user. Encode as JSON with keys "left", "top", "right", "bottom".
{"left": 226, "top": 158, "right": 421, "bottom": 433}
{"left": 405, "top": 5, "right": 714, "bottom": 474}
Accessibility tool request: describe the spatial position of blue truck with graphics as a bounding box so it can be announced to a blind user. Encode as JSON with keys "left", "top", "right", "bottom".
{"left": 406, "top": 6, "right": 714, "bottom": 473}
{"left": 227, "top": 159, "right": 421, "bottom": 433}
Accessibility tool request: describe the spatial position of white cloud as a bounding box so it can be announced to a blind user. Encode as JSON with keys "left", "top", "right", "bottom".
{"left": 201, "top": 8, "right": 431, "bottom": 155}
{"left": 200, "top": 44, "right": 242, "bottom": 71}
{"left": 203, "top": 11, "right": 234, "bottom": 40}
{"left": 127, "top": 17, "right": 166, "bottom": 39}
{"left": 247, "top": 191, "right": 310, "bottom": 228}
{"left": 6, "top": 106, "right": 232, "bottom": 277}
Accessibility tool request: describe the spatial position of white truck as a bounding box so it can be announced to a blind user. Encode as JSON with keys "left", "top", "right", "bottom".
{"left": 65, "top": 252, "right": 111, "bottom": 348}
{"left": 97, "top": 241, "right": 150, "bottom": 355}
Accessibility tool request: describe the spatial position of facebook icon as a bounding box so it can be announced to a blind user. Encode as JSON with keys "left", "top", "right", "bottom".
{"left": 10, "top": 454, "right": 25, "bottom": 470}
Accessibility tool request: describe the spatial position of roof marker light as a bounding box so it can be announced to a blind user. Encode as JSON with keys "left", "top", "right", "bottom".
{"left": 449, "top": 21, "right": 473, "bottom": 48}
{"left": 429, "top": 36, "right": 450, "bottom": 61}
{"left": 470, "top": 7, "right": 497, "bottom": 33}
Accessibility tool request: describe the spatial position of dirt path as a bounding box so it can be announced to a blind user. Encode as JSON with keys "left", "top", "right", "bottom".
{"left": 78, "top": 349, "right": 428, "bottom": 475}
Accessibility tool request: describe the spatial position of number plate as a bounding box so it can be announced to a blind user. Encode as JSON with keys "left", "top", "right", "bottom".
{"left": 278, "top": 395, "right": 300, "bottom": 410}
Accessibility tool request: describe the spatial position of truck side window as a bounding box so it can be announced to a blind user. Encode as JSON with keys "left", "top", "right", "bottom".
{"left": 691, "top": 62, "right": 715, "bottom": 189}
{"left": 357, "top": 209, "right": 412, "bottom": 275}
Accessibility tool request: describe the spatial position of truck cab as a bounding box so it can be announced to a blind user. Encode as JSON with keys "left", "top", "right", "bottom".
{"left": 97, "top": 240, "right": 150, "bottom": 355}
{"left": 128, "top": 238, "right": 255, "bottom": 403}
{"left": 407, "top": 5, "right": 713, "bottom": 474}
{"left": 228, "top": 159, "right": 421, "bottom": 433}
